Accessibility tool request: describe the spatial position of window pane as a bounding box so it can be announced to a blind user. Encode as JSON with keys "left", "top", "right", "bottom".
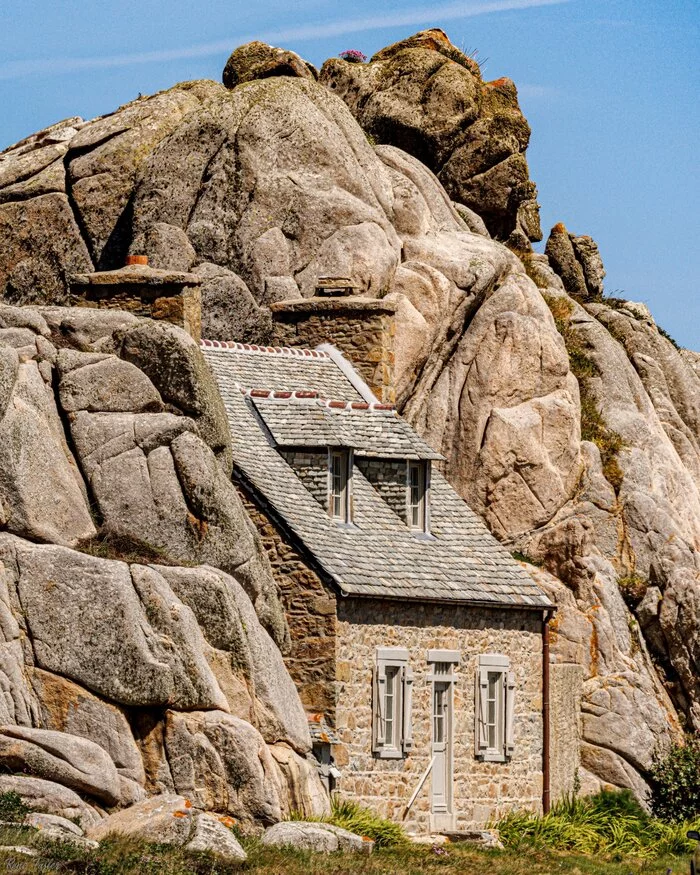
{"left": 487, "top": 671, "right": 501, "bottom": 750}
{"left": 408, "top": 462, "right": 425, "bottom": 530}
{"left": 433, "top": 685, "right": 446, "bottom": 743}
{"left": 384, "top": 667, "right": 398, "bottom": 747}
{"left": 330, "top": 452, "right": 348, "bottom": 521}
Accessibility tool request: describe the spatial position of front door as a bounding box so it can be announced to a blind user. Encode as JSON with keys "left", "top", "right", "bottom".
{"left": 431, "top": 675, "right": 453, "bottom": 828}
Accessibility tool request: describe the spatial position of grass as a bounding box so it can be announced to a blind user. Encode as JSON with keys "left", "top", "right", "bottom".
{"left": 0, "top": 830, "right": 694, "bottom": 875}
{"left": 543, "top": 294, "right": 626, "bottom": 491}
{"left": 497, "top": 790, "right": 700, "bottom": 863}
{"left": 75, "top": 529, "right": 197, "bottom": 567}
{"left": 289, "top": 797, "right": 408, "bottom": 849}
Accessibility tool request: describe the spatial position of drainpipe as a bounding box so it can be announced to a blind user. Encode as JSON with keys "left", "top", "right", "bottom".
{"left": 542, "top": 609, "right": 553, "bottom": 814}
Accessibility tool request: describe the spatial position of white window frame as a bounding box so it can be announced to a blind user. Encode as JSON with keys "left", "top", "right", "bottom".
{"left": 373, "top": 647, "right": 413, "bottom": 759}
{"left": 328, "top": 448, "right": 352, "bottom": 523}
{"left": 475, "top": 654, "right": 516, "bottom": 762}
{"left": 406, "top": 460, "right": 431, "bottom": 533}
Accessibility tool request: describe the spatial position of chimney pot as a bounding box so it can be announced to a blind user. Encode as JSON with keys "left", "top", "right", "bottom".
{"left": 126, "top": 255, "right": 149, "bottom": 266}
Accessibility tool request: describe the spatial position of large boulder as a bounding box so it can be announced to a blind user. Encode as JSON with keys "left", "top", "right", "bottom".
{"left": 0, "top": 725, "right": 122, "bottom": 806}
{"left": 223, "top": 41, "right": 318, "bottom": 90}
{"left": 320, "top": 29, "right": 541, "bottom": 245}
{"left": 163, "top": 710, "right": 283, "bottom": 825}
{"left": 262, "top": 821, "right": 374, "bottom": 853}
{"left": 0, "top": 775, "right": 103, "bottom": 827}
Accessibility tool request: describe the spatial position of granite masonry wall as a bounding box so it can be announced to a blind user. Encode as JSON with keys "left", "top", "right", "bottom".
{"left": 335, "top": 598, "right": 544, "bottom": 832}
{"left": 356, "top": 458, "right": 408, "bottom": 524}
{"left": 236, "top": 487, "right": 338, "bottom": 717}
{"left": 271, "top": 297, "right": 396, "bottom": 403}
{"left": 280, "top": 450, "right": 329, "bottom": 512}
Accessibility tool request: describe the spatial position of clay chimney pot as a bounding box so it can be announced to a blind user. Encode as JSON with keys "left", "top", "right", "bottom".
{"left": 126, "top": 255, "right": 149, "bottom": 266}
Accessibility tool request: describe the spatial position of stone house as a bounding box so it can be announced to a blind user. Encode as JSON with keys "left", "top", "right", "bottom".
{"left": 202, "top": 331, "right": 557, "bottom": 835}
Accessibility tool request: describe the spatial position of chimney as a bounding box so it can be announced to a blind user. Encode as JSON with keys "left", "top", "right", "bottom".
{"left": 68, "top": 257, "right": 202, "bottom": 340}
{"left": 270, "top": 278, "right": 396, "bottom": 403}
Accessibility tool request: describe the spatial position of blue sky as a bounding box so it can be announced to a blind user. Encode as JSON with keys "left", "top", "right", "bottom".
{"left": 1, "top": 0, "right": 698, "bottom": 348}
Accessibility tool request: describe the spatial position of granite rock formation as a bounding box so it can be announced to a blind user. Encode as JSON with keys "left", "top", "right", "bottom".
{"left": 320, "top": 28, "right": 541, "bottom": 247}
{"left": 0, "top": 305, "right": 326, "bottom": 828}
{"left": 0, "top": 29, "right": 697, "bottom": 809}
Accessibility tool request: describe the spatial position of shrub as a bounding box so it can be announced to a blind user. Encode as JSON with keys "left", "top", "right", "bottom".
{"left": 497, "top": 789, "right": 700, "bottom": 860}
{"left": 339, "top": 49, "right": 367, "bottom": 63}
{"left": 649, "top": 735, "right": 700, "bottom": 823}
{"left": 0, "top": 791, "right": 30, "bottom": 823}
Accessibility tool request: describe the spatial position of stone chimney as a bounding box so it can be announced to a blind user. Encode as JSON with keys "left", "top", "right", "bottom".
{"left": 68, "top": 256, "right": 202, "bottom": 340}
{"left": 270, "top": 278, "right": 396, "bottom": 403}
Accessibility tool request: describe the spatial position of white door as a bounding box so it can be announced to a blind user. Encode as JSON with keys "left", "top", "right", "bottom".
{"left": 431, "top": 678, "right": 453, "bottom": 826}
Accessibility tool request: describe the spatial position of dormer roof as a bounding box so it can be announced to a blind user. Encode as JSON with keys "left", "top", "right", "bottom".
{"left": 202, "top": 340, "right": 553, "bottom": 610}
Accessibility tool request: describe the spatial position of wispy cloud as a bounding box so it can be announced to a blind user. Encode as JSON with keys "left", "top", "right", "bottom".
{"left": 0, "top": 0, "right": 569, "bottom": 80}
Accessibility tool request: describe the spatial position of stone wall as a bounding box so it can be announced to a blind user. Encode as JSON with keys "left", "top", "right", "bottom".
{"left": 279, "top": 450, "right": 329, "bottom": 511}
{"left": 271, "top": 297, "right": 396, "bottom": 403}
{"left": 335, "top": 598, "right": 544, "bottom": 832}
{"left": 549, "top": 662, "right": 583, "bottom": 802}
{"left": 356, "top": 458, "right": 408, "bottom": 524}
{"left": 236, "top": 488, "right": 338, "bottom": 718}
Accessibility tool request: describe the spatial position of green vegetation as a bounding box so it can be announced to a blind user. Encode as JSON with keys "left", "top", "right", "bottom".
{"left": 543, "top": 294, "right": 626, "bottom": 490}
{"left": 517, "top": 250, "right": 550, "bottom": 289}
{"left": 649, "top": 735, "right": 700, "bottom": 823}
{"left": 75, "top": 530, "right": 197, "bottom": 567}
{"left": 0, "top": 790, "right": 29, "bottom": 823}
{"left": 497, "top": 789, "right": 700, "bottom": 862}
{"left": 511, "top": 550, "right": 542, "bottom": 567}
{"left": 0, "top": 829, "right": 694, "bottom": 875}
{"left": 617, "top": 573, "right": 649, "bottom": 608}
{"left": 289, "top": 797, "right": 408, "bottom": 848}
{"left": 657, "top": 324, "right": 682, "bottom": 350}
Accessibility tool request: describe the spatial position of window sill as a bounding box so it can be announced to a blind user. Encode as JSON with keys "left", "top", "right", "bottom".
{"left": 373, "top": 748, "right": 405, "bottom": 760}
{"left": 478, "top": 751, "right": 508, "bottom": 763}
{"left": 409, "top": 530, "right": 436, "bottom": 541}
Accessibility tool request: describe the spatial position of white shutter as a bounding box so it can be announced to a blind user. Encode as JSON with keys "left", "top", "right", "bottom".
{"left": 373, "top": 664, "right": 386, "bottom": 751}
{"left": 401, "top": 665, "right": 414, "bottom": 753}
{"left": 475, "top": 668, "right": 488, "bottom": 754}
{"left": 504, "top": 670, "right": 516, "bottom": 756}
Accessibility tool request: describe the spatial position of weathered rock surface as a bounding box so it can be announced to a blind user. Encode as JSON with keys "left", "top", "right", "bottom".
{"left": 87, "top": 793, "right": 194, "bottom": 844}
{"left": 223, "top": 41, "right": 318, "bottom": 90}
{"left": 185, "top": 811, "right": 247, "bottom": 860}
{"left": 0, "top": 775, "right": 102, "bottom": 826}
{"left": 0, "top": 27, "right": 698, "bottom": 806}
{"left": 320, "top": 29, "right": 540, "bottom": 245}
{"left": 545, "top": 223, "right": 606, "bottom": 299}
{"left": 0, "top": 725, "right": 122, "bottom": 806}
{"left": 262, "top": 820, "right": 374, "bottom": 853}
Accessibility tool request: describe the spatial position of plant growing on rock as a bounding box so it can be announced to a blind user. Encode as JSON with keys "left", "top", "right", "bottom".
{"left": 339, "top": 49, "right": 367, "bottom": 63}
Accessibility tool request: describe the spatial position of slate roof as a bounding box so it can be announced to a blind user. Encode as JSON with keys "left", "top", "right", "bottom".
{"left": 253, "top": 397, "right": 443, "bottom": 460}
{"left": 202, "top": 341, "right": 552, "bottom": 609}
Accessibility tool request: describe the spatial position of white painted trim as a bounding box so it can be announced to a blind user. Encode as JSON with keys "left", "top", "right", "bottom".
{"left": 427, "top": 649, "right": 460, "bottom": 665}
{"left": 316, "top": 343, "right": 379, "bottom": 404}
{"left": 377, "top": 647, "right": 409, "bottom": 662}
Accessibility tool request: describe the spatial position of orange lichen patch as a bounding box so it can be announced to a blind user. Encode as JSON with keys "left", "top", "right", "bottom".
{"left": 217, "top": 815, "right": 237, "bottom": 828}
{"left": 184, "top": 800, "right": 192, "bottom": 809}
{"left": 173, "top": 810, "right": 188, "bottom": 818}
{"left": 488, "top": 77, "right": 510, "bottom": 88}
{"left": 187, "top": 512, "right": 209, "bottom": 542}
{"left": 552, "top": 222, "right": 568, "bottom": 234}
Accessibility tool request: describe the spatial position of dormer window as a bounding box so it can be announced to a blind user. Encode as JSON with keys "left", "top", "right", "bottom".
{"left": 329, "top": 449, "right": 352, "bottom": 523}
{"left": 407, "top": 461, "right": 429, "bottom": 532}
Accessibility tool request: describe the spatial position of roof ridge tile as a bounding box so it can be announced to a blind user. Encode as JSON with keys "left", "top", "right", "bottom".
{"left": 200, "top": 339, "right": 330, "bottom": 359}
